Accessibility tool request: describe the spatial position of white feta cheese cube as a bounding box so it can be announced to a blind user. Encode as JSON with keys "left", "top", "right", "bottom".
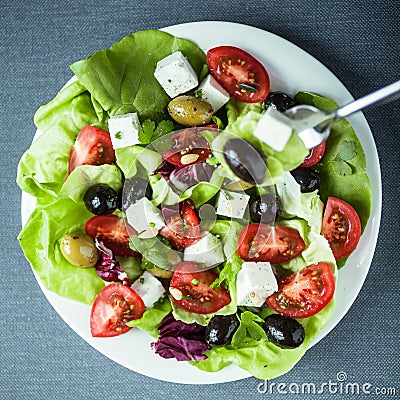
{"left": 125, "top": 197, "right": 165, "bottom": 234}
{"left": 236, "top": 261, "right": 278, "bottom": 307}
{"left": 216, "top": 190, "right": 250, "bottom": 220}
{"left": 183, "top": 232, "right": 224, "bottom": 268}
{"left": 253, "top": 107, "right": 293, "bottom": 151}
{"left": 154, "top": 51, "right": 198, "bottom": 98}
{"left": 197, "top": 74, "right": 230, "bottom": 112}
{"left": 108, "top": 112, "right": 141, "bottom": 150}
{"left": 131, "top": 271, "right": 166, "bottom": 308}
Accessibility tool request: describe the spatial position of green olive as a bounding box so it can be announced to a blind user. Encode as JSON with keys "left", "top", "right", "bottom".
{"left": 147, "top": 266, "right": 174, "bottom": 279}
{"left": 168, "top": 95, "right": 214, "bottom": 126}
{"left": 60, "top": 233, "right": 99, "bottom": 268}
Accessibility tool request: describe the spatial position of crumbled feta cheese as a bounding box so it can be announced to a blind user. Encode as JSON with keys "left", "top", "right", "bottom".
{"left": 108, "top": 112, "right": 141, "bottom": 149}
{"left": 196, "top": 74, "right": 230, "bottom": 112}
{"left": 216, "top": 190, "right": 250, "bottom": 220}
{"left": 236, "top": 261, "right": 278, "bottom": 307}
{"left": 131, "top": 271, "right": 166, "bottom": 308}
{"left": 253, "top": 107, "right": 293, "bottom": 151}
{"left": 154, "top": 51, "right": 198, "bottom": 98}
{"left": 183, "top": 232, "right": 225, "bottom": 268}
{"left": 125, "top": 197, "right": 165, "bottom": 234}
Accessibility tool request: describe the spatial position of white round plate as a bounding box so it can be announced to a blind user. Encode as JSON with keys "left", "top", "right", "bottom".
{"left": 21, "top": 21, "right": 381, "bottom": 384}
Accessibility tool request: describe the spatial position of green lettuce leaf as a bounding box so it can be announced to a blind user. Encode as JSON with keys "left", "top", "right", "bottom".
{"left": 70, "top": 30, "right": 208, "bottom": 121}
{"left": 17, "top": 80, "right": 108, "bottom": 199}
{"left": 192, "top": 300, "right": 334, "bottom": 380}
{"left": 275, "top": 171, "right": 337, "bottom": 273}
{"left": 127, "top": 296, "right": 172, "bottom": 338}
{"left": 226, "top": 99, "right": 264, "bottom": 124}
{"left": 295, "top": 91, "right": 372, "bottom": 229}
{"left": 212, "top": 99, "right": 309, "bottom": 183}
{"left": 116, "top": 145, "right": 162, "bottom": 180}
{"left": 60, "top": 164, "right": 123, "bottom": 202}
{"left": 18, "top": 198, "right": 105, "bottom": 304}
{"left": 150, "top": 165, "right": 226, "bottom": 207}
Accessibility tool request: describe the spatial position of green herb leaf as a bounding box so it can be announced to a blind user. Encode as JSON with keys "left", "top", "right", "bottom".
{"left": 329, "top": 160, "right": 353, "bottom": 176}
{"left": 237, "top": 83, "right": 260, "bottom": 92}
{"left": 231, "top": 311, "right": 267, "bottom": 347}
{"left": 335, "top": 140, "right": 356, "bottom": 161}
{"left": 138, "top": 120, "right": 156, "bottom": 144}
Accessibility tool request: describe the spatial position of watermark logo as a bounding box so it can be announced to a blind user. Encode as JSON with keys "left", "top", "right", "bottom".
{"left": 257, "top": 371, "right": 397, "bottom": 396}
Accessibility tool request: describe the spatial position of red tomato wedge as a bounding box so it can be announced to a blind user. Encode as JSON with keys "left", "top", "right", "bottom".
{"left": 68, "top": 126, "right": 115, "bottom": 174}
{"left": 85, "top": 214, "right": 137, "bottom": 257}
{"left": 90, "top": 284, "right": 145, "bottom": 337}
{"left": 299, "top": 141, "right": 326, "bottom": 168}
{"left": 169, "top": 262, "right": 231, "bottom": 314}
{"left": 160, "top": 201, "right": 201, "bottom": 250}
{"left": 321, "top": 197, "right": 361, "bottom": 260}
{"left": 162, "top": 127, "right": 212, "bottom": 167}
{"left": 237, "top": 223, "right": 306, "bottom": 264}
{"left": 266, "top": 262, "right": 335, "bottom": 318}
{"left": 207, "top": 46, "right": 270, "bottom": 103}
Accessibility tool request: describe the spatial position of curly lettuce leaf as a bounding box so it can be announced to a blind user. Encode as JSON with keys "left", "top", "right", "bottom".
{"left": 60, "top": 164, "right": 123, "bottom": 202}
{"left": 70, "top": 30, "right": 208, "bottom": 121}
{"left": 18, "top": 198, "right": 105, "bottom": 304}
{"left": 116, "top": 145, "right": 162, "bottom": 180}
{"left": 17, "top": 80, "right": 108, "bottom": 199}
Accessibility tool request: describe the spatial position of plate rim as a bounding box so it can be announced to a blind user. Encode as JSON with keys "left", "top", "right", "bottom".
{"left": 20, "top": 20, "right": 382, "bottom": 384}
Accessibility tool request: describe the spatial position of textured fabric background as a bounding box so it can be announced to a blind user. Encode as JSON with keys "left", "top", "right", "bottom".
{"left": 1, "top": 0, "right": 399, "bottom": 399}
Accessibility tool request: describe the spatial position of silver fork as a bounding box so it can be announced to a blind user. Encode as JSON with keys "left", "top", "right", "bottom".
{"left": 284, "top": 80, "right": 400, "bottom": 149}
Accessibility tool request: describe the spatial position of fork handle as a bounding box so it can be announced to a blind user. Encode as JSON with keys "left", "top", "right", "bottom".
{"left": 335, "top": 80, "right": 400, "bottom": 120}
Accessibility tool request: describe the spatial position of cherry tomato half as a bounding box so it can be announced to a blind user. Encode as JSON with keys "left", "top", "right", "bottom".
{"left": 299, "top": 141, "right": 326, "bottom": 168}
{"left": 266, "top": 262, "right": 335, "bottom": 318}
{"left": 160, "top": 200, "right": 201, "bottom": 250}
{"left": 162, "top": 127, "right": 212, "bottom": 167}
{"left": 90, "top": 284, "right": 145, "bottom": 337}
{"left": 85, "top": 214, "right": 137, "bottom": 257}
{"left": 68, "top": 126, "right": 115, "bottom": 174}
{"left": 321, "top": 197, "right": 361, "bottom": 260}
{"left": 207, "top": 46, "right": 270, "bottom": 103}
{"left": 237, "top": 223, "right": 306, "bottom": 264}
{"left": 169, "top": 262, "right": 231, "bottom": 314}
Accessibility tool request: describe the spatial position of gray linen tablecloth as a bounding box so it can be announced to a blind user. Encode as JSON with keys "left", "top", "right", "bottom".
{"left": 1, "top": 1, "right": 399, "bottom": 399}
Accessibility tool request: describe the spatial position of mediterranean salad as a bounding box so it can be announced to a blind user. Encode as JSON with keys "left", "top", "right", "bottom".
{"left": 17, "top": 29, "right": 372, "bottom": 380}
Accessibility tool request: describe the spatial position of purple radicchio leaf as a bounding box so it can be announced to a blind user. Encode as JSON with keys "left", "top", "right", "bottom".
{"left": 152, "top": 160, "right": 177, "bottom": 180}
{"left": 152, "top": 336, "right": 209, "bottom": 361}
{"left": 94, "top": 239, "right": 131, "bottom": 286}
{"left": 151, "top": 313, "right": 210, "bottom": 361}
{"left": 168, "top": 162, "right": 215, "bottom": 194}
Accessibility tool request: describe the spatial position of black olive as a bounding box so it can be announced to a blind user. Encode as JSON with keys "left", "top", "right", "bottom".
{"left": 265, "top": 91, "right": 297, "bottom": 112}
{"left": 121, "top": 177, "right": 151, "bottom": 211}
{"left": 205, "top": 314, "right": 240, "bottom": 347}
{"left": 263, "top": 314, "right": 305, "bottom": 349}
{"left": 249, "top": 194, "right": 282, "bottom": 224}
{"left": 290, "top": 168, "right": 320, "bottom": 193}
{"left": 223, "top": 138, "right": 266, "bottom": 184}
{"left": 84, "top": 184, "right": 118, "bottom": 215}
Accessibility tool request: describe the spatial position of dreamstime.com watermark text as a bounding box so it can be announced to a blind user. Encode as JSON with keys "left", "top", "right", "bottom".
{"left": 257, "top": 372, "right": 397, "bottom": 396}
